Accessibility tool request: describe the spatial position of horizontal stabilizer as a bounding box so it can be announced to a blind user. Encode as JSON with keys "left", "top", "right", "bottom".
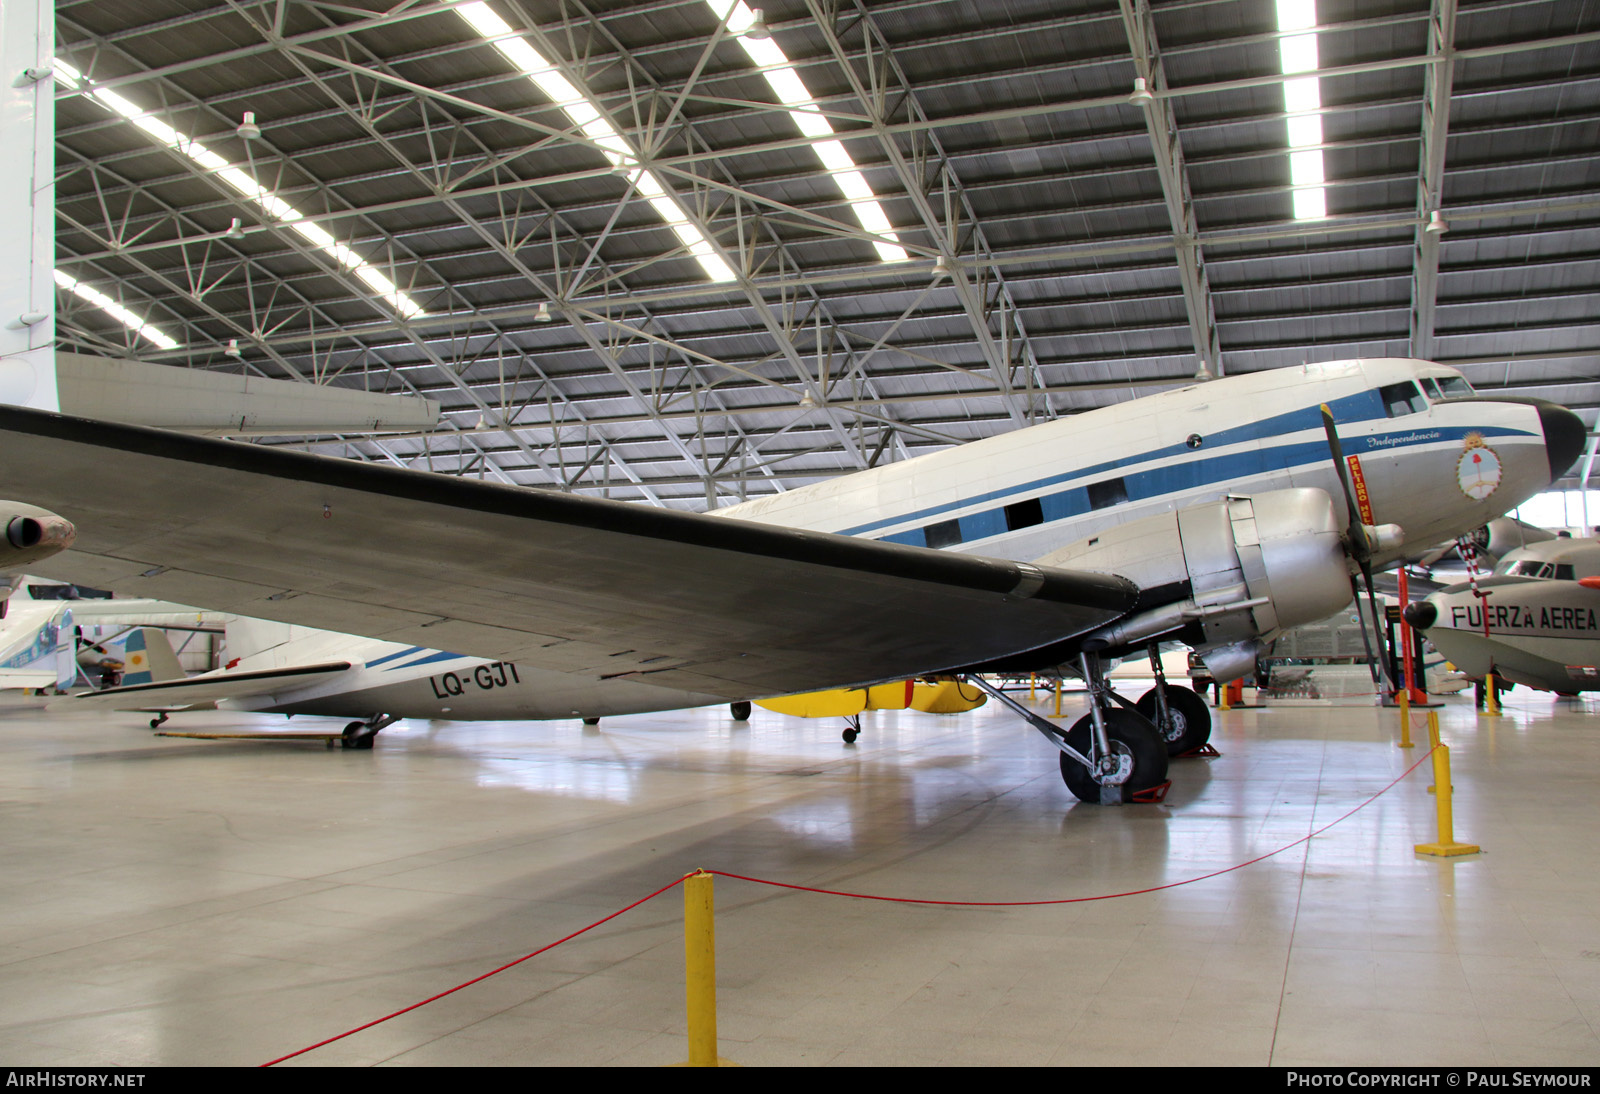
{"left": 57, "top": 661, "right": 353, "bottom": 713}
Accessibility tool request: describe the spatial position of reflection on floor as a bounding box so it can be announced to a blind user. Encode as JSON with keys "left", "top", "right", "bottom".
{"left": 1, "top": 686, "right": 1598, "bottom": 1066}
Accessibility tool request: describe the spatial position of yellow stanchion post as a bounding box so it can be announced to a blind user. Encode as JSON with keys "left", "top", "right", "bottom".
{"left": 679, "top": 870, "right": 733, "bottom": 1067}
{"left": 1425, "top": 711, "right": 1441, "bottom": 792}
{"left": 1397, "top": 691, "right": 1413, "bottom": 748}
{"left": 1029, "top": 673, "right": 1036, "bottom": 701}
{"left": 1415, "top": 742, "right": 1480, "bottom": 858}
{"left": 1053, "top": 680, "right": 1062, "bottom": 718}
{"left": 1483, "top": 673, "right": 1501, "bottom": 716}
{"left": 1219, "top": 682, "right": 1231, "bottom": 711}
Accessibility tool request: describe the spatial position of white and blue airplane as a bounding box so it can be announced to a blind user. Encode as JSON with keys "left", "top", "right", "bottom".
{"left": 1404, "top": 537, "right": 1600, "bottom": 696}
{"left": 2, "top": 356, "right": 1584, "bottom": 803}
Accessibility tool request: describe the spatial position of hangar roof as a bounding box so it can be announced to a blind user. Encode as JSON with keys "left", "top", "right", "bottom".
{"left": 52, "top": 0, "right": 1600, "bottom": 508}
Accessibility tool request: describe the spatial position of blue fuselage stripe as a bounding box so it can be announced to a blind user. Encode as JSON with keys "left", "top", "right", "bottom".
{"left": 867, "top": 417, "right": 1531, "bottom": 549}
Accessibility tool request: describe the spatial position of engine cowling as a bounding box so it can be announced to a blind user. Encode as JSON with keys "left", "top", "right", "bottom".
{"left": 1036, "top": 488, "right": 1354, "bottom": 674}
{"left": 1, "top": 503, "right": 76, "bottom": 568}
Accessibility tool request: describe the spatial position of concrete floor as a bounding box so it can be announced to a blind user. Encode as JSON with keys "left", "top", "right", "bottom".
{"left": 1, "top": 684, "right": 1598, "bottom": 1067}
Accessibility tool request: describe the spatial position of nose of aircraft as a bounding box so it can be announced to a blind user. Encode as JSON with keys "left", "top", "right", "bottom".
{"left": 1537, "top": 400, "right": 1586, "bottom": 484}
{"left": 1402, "top": 600, "right": 1437, "bottom": 630}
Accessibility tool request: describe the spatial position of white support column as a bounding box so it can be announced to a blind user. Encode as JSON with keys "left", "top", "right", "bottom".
{"left": 0, "top": 0, "right": 54, "bottom": 410}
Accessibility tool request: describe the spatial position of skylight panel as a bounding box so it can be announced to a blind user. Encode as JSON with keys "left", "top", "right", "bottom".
{"left": 54, "top": 269, "right": 178, "bottom": 350}
{"left": 456, "top": 3, "right": 735, "bottom": 282}
{"left": 1276, "top": 0, "right": 1326, "bottom": 221}
{"left": 714, "top": 2, "right": 907, "bottom": 263}
{"left": 54, "top": 60, "right": 426, "bottom": 321}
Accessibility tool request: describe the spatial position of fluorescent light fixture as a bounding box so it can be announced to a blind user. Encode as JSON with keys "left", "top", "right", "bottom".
{"left": 714, "top": 1, "right": 907, "bottom": 262}
{"left": 1276, "top": 0, "right": 1326, "bottom": 221}
{"left": 53, "top": 269, "right": 178, "bottom": 350}
{"left": 456, "top": 3, "right": 736, "bottom": 282}
{"left": 54, "top": 60, "right": 425, "bottom": 320}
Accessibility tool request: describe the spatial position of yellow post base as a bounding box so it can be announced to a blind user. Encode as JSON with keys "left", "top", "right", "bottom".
{"left": 1415, "top": 841, "right": 1481, "bottom": 857}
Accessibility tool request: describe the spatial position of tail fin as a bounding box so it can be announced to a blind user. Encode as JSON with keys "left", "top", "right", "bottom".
{"left": 121, "top": 628, "right": 186, "bottom": 686}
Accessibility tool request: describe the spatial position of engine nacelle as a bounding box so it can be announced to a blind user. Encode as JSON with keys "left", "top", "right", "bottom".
{"left": 1037, "top": 488, "right": 1353, "bottom": 662}
{"left": 1, "top": 503, "right": 76, "bottom": 569}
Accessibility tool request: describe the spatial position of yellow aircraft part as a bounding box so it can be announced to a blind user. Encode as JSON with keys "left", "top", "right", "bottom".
{"left": 758, "top": 679, "right": 979, "bottom": 718}
{"left": 756, "top": 688, "right": 868, "bottom": 718}
{"left": 866, "top": 681, "right": 915, "bottom": 709}
{"left": 909, "top": 679, "right": 987, "bottom": 714}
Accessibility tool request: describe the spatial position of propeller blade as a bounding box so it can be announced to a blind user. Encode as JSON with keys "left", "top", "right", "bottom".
{"left": 1320, "top": 403, "right": 1369, "bottom": 565}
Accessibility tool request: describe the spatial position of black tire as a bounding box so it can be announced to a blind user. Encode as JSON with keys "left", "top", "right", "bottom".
{"left": 582, "top": 716, "right": 601, "bottom": 726}
{"left": 1058, "top": 709, "right": 1170, "bottom": 803}
{"left": 729, "top": 701, "right": 752, "bottom": 721}
{"left": 1135, "top": 685, "right": 1212, "bottom": 755}
{"left": 842, "top": 727, "right": 859, "bottom": 743}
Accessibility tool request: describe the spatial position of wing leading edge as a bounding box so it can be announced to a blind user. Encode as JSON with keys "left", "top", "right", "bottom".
{"left": 0, "top": 405, "right": 1138, "bottom": 699}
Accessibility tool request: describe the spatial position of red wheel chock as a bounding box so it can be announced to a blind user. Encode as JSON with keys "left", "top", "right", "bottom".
{"left": 1130, "top": 780, "right": 1172, "bottom": 804}
{"left": 1177, "top": 743, "right": 1220, "bottom": 758}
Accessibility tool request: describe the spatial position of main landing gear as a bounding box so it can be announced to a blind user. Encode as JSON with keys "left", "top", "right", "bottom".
{"left": 341, "top": 714, "right": 399, "bottom": 750}
{"left": 1134, "top": 644, "right": 1213, "bottom": 757}
{"left": 966, "top": 653, "right": 1170, "bottom": 804}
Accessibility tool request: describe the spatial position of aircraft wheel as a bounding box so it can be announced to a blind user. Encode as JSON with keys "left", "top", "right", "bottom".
{"left": 341, "top": 721, "right": 378, "bottom": 750}
{"left": 582, "top": 716, "right": 601, "bottom": 726}
{"left": 842, "top": 726, "right": 859, "bottom": 744}
{"left": 1058, "top": 709, "right": 1169, "bottom": 803}
{"left": 1135, "top": 685, "right": 1212, "bottom": 755}
{"left": 730, "top": 701, "right": 752, "bottom": 721}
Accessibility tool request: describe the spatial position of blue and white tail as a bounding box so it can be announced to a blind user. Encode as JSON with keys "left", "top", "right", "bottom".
{"left": 120, "top": 628, "right": 186, "bottom": 686}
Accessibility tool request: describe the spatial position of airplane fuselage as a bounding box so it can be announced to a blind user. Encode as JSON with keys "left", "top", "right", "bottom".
{"left": 719, "top": 358, "right": 1568, "bottom": 577}
{"left": 1408, "top": 575, "right": 1600, "bottom": 693}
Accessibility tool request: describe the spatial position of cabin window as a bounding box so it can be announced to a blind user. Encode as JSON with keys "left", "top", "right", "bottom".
{"left": 1557, "top": 565, "right": 1576, "bottom": 581}
{"left": 1004, "top": 498, "right": 1044, "bottom": 531}
{"left": 1380, "top": 382, "right": 1428, "bottom": 418}
{"left": 924, "top": 519, "right": 962, "bottom": 549}
{"left": 1087, "top": 477, "right": 1128, "bottom": 511}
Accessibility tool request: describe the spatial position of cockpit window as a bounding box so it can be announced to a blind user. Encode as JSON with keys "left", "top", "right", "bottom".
{"left": 1421, "top": 378, "right": 1443, "bottom": 400}
{"left": 1434, "top": 375, "right": 1473, "bottom": 399}
{"left": 1380, "top": 382, "right": 1429, "bottom": 417}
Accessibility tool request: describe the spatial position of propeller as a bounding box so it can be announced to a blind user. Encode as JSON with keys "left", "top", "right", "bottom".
{"left": 1320, "top": 404, "right": 1398, "bottom": 692}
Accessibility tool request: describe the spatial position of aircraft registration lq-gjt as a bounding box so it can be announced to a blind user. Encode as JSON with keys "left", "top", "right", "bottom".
{"left": 0, "top": 357, "right": 1584, "bottom": 803}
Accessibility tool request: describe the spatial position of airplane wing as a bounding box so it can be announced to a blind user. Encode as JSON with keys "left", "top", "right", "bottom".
{"left": 60, "top": 599, "right": 228, "bottom": 630}
{"left": 58, "top": 662, "right": 355, "bottom": 712}
{"left": 0, "top": 405, "right": 1138, "bottom": 699}
{"left": 0, "top": 669, "right": 61, "bottom": 687}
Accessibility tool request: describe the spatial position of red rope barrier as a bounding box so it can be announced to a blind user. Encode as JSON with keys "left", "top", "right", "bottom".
{"left": 261, "top": 745, "right": 1440, "bottom": 1065}
{"left": 712, "top": 746, "right": 1440, "bottom": 906}
{"left": 260, "top": 873, "right": 692, "bottom": 1066}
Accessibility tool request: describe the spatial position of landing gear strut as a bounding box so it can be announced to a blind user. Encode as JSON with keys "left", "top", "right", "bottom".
{"left": 341, "top": 714, "right": 399, "bottom": 750}
{"left": 1134, "top": 644, "right": 1213, "bottom": 756}
{"left": 966, "top": 654, "right": 1169, "bottom": 804}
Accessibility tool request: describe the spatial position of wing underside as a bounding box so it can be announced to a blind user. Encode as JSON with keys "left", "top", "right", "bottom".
{"left": 0, "top": 406, "right": 1139, "bottom": 699}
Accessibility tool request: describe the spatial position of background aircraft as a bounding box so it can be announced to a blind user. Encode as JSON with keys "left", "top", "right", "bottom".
{"left": 1404, "top": 539, "right": 1600, "bottom": 695}
{"left": 5, "top": 357, "right": 1584, "bottom": 802}
{"left": 61, "top": 617, "right": 737, "bottom": 745}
